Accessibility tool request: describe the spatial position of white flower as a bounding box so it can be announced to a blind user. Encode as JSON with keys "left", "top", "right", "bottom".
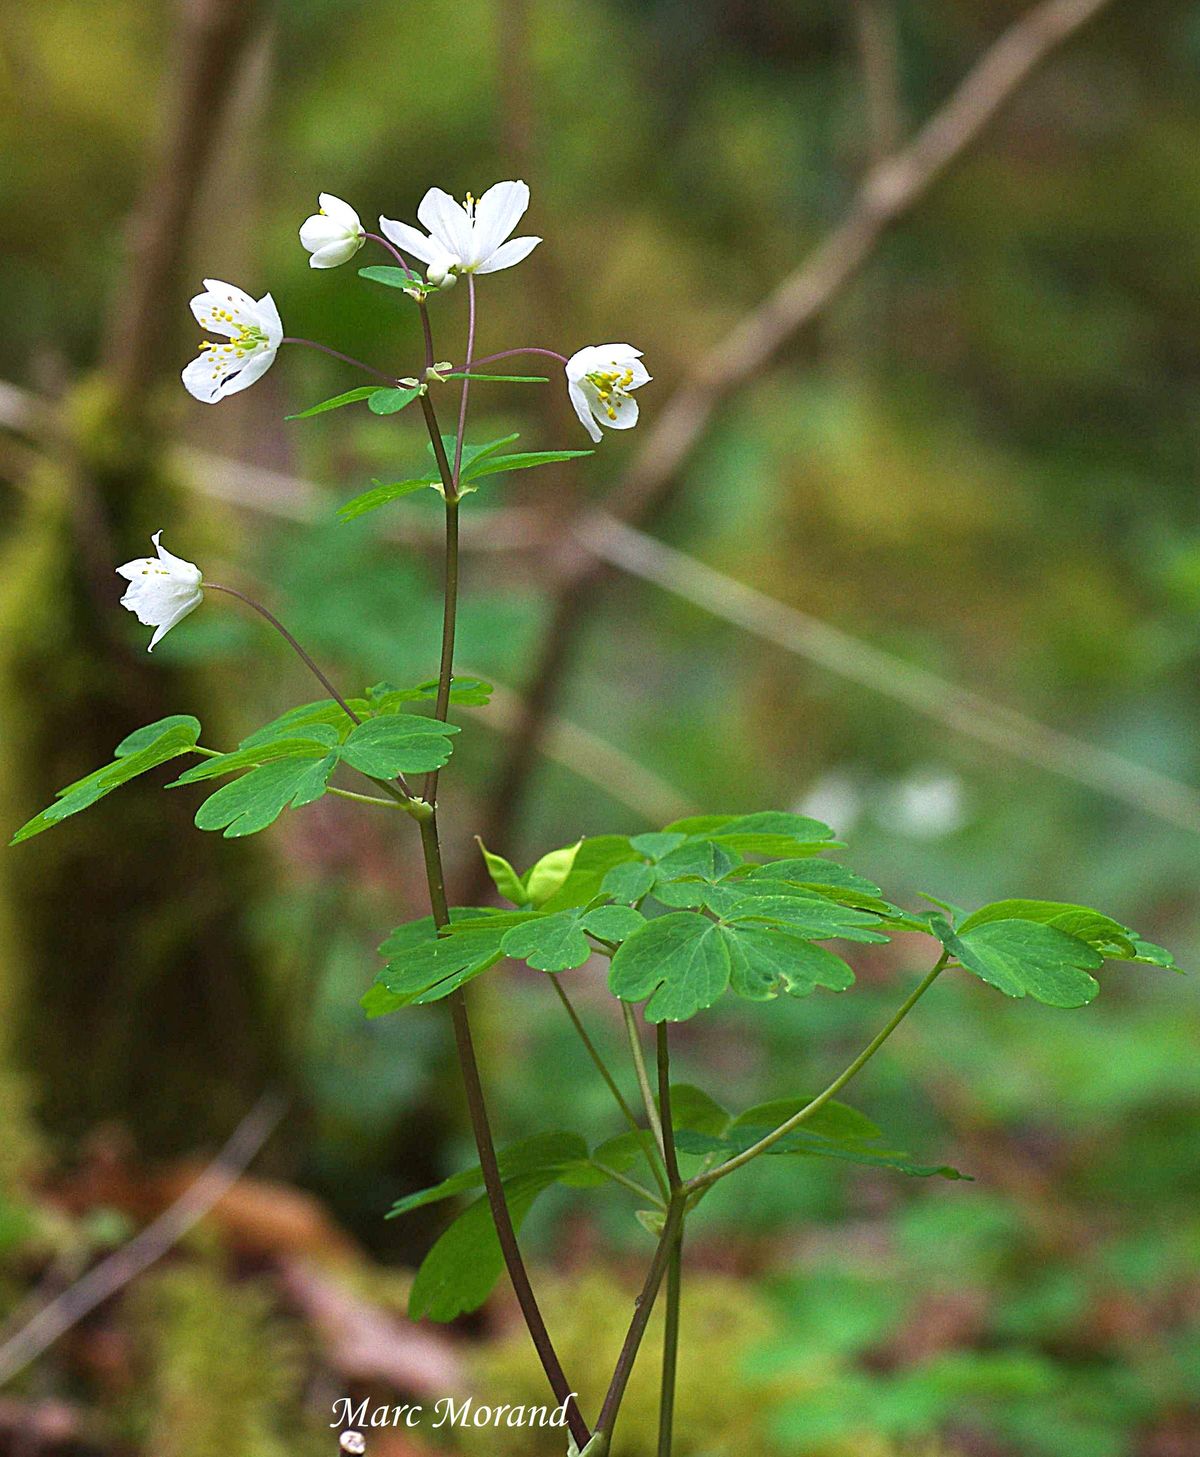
{"left": 182, "top": 280, "right": 283, "bottom": 403}
{"left": 379, "top": 180, "right": 540, "bottom": 285}
{"left": 299, "top": 192, "right": 366, "bottom": 269}
{"left": 116, "top": 532, "right": 204, "bottom": 651}
{"left": 565, "top": 344, "right": 650, "bottom": 443}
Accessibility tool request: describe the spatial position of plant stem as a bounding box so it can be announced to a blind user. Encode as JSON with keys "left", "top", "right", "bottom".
{"left": 204, "top": 582, "right": 419, "bottom": 808}
{"left": 656, "top": 1024, "right": 682, "bottom": 1191}
{"left": 623, "top": 1003, "right": 666, "bottom": 1159}
{"left": 551, "top": 978, "right": 669, "bottom": 1200}
{"left": 658, "top": 1231, "right": 683, "bottom": 1457}
{"left": 451, "top": 274, "right": 476, "bottom": 489}
{"left": 281, "top": 336, "right": 399, "bottom": 386}
{"left": 418, "top": 817, "right": 589, "bottom": 1449}
{"left": 326, "top": 786, "right": 405, "bottom": 809}
{"left": 468, "top": 345, "right": 569, "bottom": 369}
{"left": 590, "top": 1161, "right": 662, "bottom": 1207}
{"left": 363, "top": 230, "right": 420, "bottom": 279}
{"left": 655, "top": 1024, "right": 683, "bottom": 1457}
{"left": 410, "top": 308, "right": 589, "bottom": 1450}
{"left": 595, "top": 1194, "right": 686, "bottom": 1443}
{"left": 689, "top": 954, "right": 949, "bottom": 1192}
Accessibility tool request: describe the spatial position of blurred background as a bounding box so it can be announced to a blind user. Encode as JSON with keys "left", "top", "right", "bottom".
{"left": 2, "top": 1, "right": 1200, "bottom": 1453}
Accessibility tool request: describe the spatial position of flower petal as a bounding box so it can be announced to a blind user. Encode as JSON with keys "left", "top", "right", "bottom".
{"left": 417, "top": 187, "right": 472, "bottom": 261}
{"left": 472, "top": 180, "right": 530, "bottom": 259}
{"left": 182, "top": 352, "right": 226, "bottom": 403}
{"left": 300, "top": 215, "right": 344, "bottom": 251}
{"left": 147, "top": 593, "right": 204, "bottom": 651}
{"left": 567, "top": 378, "right": 603, "bottom": 442}
{"left": 473, "top": 234, "right": 541, "bottom": 274}
{"left": 213, "top": 345, "right": 277, "bottom": 399}
{"left": 318, "top": 193, "right": 361, "bottom": 231}
{"left": 605, "top": 396, "right": 640, "bottom": 431}
{"left": 379, "top": 217, "right": 445, "bottom": 267}
{"left": 152, "top": 532, "right": 202, "bottom": 582}
{"left": 256, "top": 293, "right": 283, "bottom": 347}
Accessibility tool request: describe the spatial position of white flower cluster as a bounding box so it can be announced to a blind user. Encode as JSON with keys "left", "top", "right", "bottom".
{"left": 181, "top": 181, "right": 649, "bottom": 439}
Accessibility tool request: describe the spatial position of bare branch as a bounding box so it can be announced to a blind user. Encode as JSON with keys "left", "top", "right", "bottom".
{"left": 468, "top": 0, "right": 1118, "bottom": 894}
{"left": 0, "top": 1092, "right": 285, "bottom": 1387}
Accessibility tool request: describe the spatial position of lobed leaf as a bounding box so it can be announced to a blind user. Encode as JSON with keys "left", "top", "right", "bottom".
{"left": 10, "top": 721, "right": 202, "bottom": 844}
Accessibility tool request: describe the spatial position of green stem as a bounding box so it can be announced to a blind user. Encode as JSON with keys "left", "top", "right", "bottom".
{"left": 623, "top": 1003, "right": 666, "bottom": 1159}
{"left": 326, "top": 785, "right": 405, "bottom": 809}
{"left": 595, "top": 1194, "right": 686, "bottom": 1443}
{"left": 591, "top": 1161, "right": 662, "bottom": 1206}
{"left": 551, "top": 979, "right": 669, "bottom": 1200}
{"left": 410, "top": 317, "right": 588, "bottom": 1450}
{"left": 658, "top": 1231, "right": 683, "bottom": 1457}
{"left": 655, "top": 1024, "right": 683, "bottom": 1456}
{"left": 689, "top": 953, "right": 949, "bottom": 1193}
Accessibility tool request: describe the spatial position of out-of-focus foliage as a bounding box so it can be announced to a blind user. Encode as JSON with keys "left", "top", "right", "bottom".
{"left": 2, "top": 1, "right": 1200, "bottom": 1454}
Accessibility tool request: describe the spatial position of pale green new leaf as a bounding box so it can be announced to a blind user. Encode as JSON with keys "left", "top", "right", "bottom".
{"left": 169, "top": 727, "right": 339, "bottom": 785}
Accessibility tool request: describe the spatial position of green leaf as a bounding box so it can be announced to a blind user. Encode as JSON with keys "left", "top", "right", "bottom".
{"left": 10, "top": 721, "right": 202, "bottom": 844}
{"left": 409, "top": 1173, "right": 553, "bottom": 1321}
{"left": 957, "top": 899, "right": 1138, "bottom": 957}
{"left": 609, "top": 912, "right": 732, "bottom": 1022}
{"left": 387, "top": 1132, "right": 587, "bottom": 1219}
{"left": 285, "top": 386, "right": 379, "bottom": 420}
{"left": 339, "top": 714, "right": 459, "bottom": 777}
{"left": 582, "top": 904, "right": 646, "bottom": 942}
{"left": 946, "top": 919, "right": 1104, "bottom": 1008}
{"left": 726, "top": 925, "right": 856, "bottom": 1000}
{"left": 368, "top": 386, "right": 420, "bottom": 415}
{"left": 674, "top": 1126, "right": 966, "bottom": 1180}
{"left": 115, "top": 715, "right": 202, "bottom": 757}
{"left": 368, "top": 927, "right": 506, "bottom": 1014}
{"left": 667, "top": 1084, "right": 731, "bottom": 1138}
{"left": 730, "top": 1098, "right": 881, "bottom": 1143}
{"left": 601, "top": 861, "right": 657, "bottom": 903}
{"left": 460, "top": 449, "right": 593, "bottom": 483}
{"left": 443, "top": 372, "right": 549, "bottom": 383}
{"left": 237, "top": 701, "right": 360, "bottom": 750}
{"left": 629, "top": 832, "right": 688, "bottom": 860}
{"left": 367, "top": 677, "right": 494, "bottom": 709}
{"left": 337, "top": 477, "right": 438, "bottom": 522}
{"left": 358, "top": 264, "right": 429, "bottom": 291}
{"left": 722, "top": 890, "right": 889, "bottom": 943}
{"left": 501, "top": 908, "right": 593, "bottom": 971}
{"left": 477, "top": 840, "right": 528, "bottom": 906}
{"left": 169, "top": 729, "right": 339, "bottom": 785}
{"left": 193, "top": 754, "right": 337, "bottom": 838}
{"left": 665, "top": 811, "right": 840, "bottom": 857}
{"left": 523, "top": 840, "right": 584, "bottom": 907}
{"left": 428, "top": 433, "right": 520, "bottom": 476}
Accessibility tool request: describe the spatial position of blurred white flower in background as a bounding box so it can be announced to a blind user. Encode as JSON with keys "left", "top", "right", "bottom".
{"left": 877, "top": 767, "right": 968, "bottom": 840}
{"left": 182, "top": 280, "right": 283, "bottom": 403}
{"left": 795, "top": 770, "right": 866, "bottom": 835}
{"left": 299, "top": 192, "right": 365, "bottom": 268}
{"left": 380, "top": 180, "right": 540, "bottom": 285}
{"left": 116, "top": 533, "right": 204, "bottom": 651}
